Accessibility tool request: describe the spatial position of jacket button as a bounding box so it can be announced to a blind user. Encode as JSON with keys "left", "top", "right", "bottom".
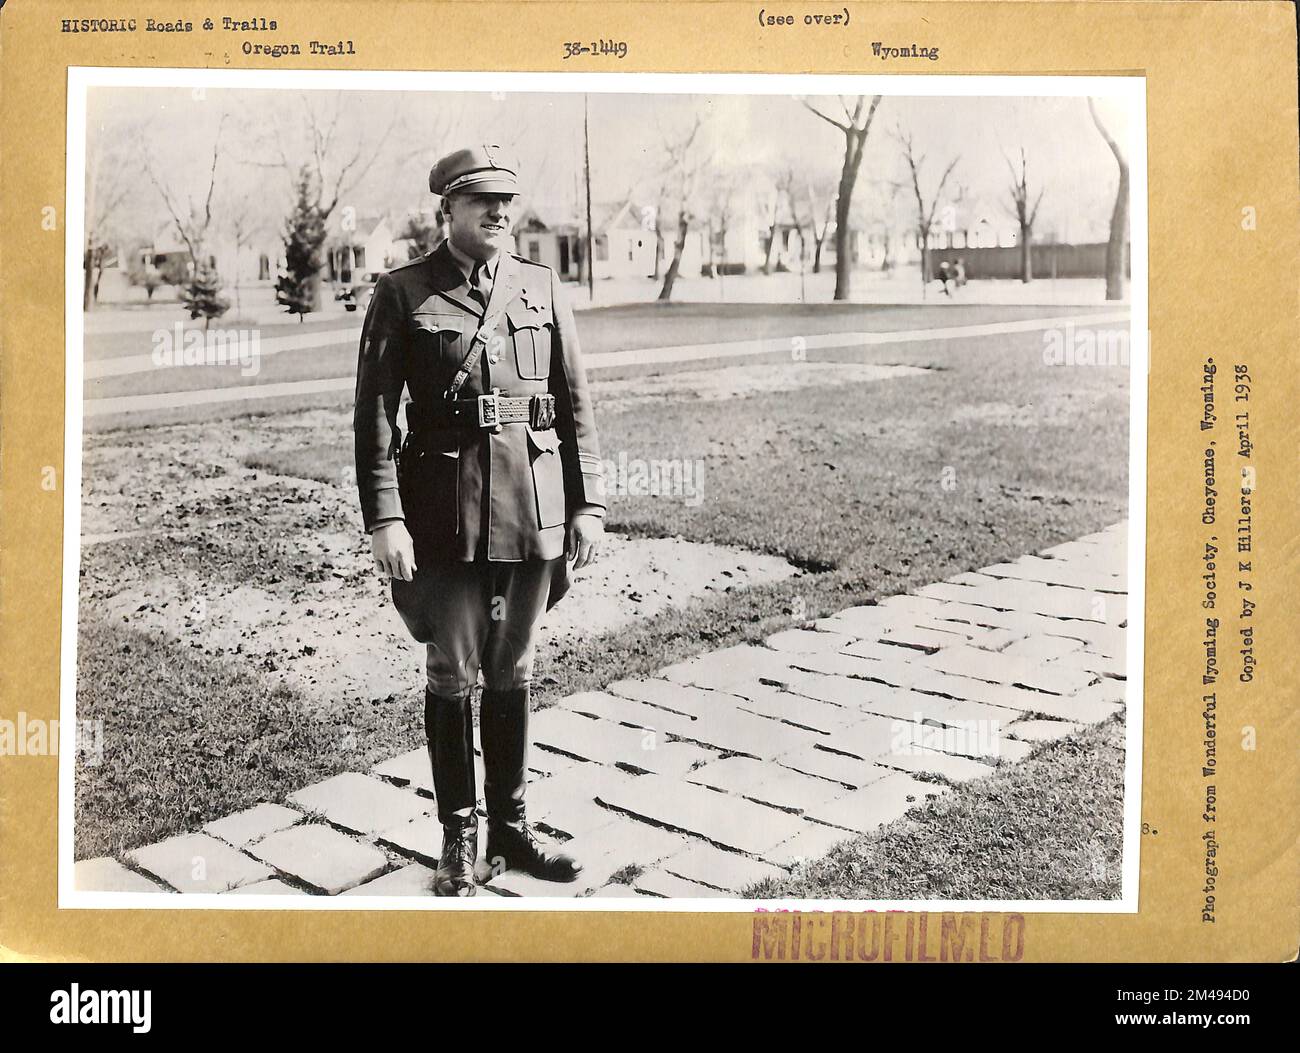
{"left": 488, "top": 352, "right": 500, "bottom": 364}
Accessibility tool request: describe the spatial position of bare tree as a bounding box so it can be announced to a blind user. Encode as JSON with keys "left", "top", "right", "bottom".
{"left": 138, "top": 114, "right": 229, "bottom": 279}
{"left": 805, "top": 176, "right": 837, "bottom": 274}
{"left": 702, "top": 172, "right": 741, "bottom": 281}
{"left": 375, "top": 97, "right": 462, "bottom": 216}
{"left": 214, "top": 154, "right": 279, "bottom": 321}
{"left": 1087, "top": 98, "right": 1130, "bottom": 301}
{"left": 784, "top": 173, "right": 810, "bottom": 275}
{"left": 895, "top": 125, "right": 959, "bottom": 297}
{"left": 83, "top": 136, "right": 134, "bottom": 310}
{"left": 250, "top": 93, "right": 396, "bottom": 222}
{"left": 875, "top": 178, "right": 907, "bottom": 273}
{"left": 141, "top": 123, "right": 236, "bottom": 329}
{"left": 801, "top": 95, "right": 883, "bottom": 300}
{"left": 651, "top": 184, "right": 667, "bottom": 281}
{"left": 1004, "top": 147, "right": 1045, "bottom": 283}
{"left": 654, "top": 113, "right": 707, "bottom": 301}
{"left": 759, "top": 172, "right": 786, "bottom": 275}
{"left": 225, "top": 208, "right": 261, "bottom": 320}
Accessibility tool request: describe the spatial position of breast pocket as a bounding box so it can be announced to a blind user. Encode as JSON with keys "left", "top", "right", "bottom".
{"left": 506, "top": 305, "right": 554, "bottom": 381}
{"left": 411, "top": 311, "right": 464, "bottom": 364}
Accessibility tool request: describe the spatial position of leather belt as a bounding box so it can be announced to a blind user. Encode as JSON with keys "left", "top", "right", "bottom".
{"left": 408, "top": 393, "right": 556, "bottom": 431}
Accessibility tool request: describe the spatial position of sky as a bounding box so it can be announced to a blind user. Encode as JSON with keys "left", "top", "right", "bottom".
{"left": 86, "top": 86, "right": 1136, "bottom": 247}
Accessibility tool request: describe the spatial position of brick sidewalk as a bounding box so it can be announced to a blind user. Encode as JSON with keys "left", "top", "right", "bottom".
{"left": 77, "top": 523, "right": 1129, "bottom": 900}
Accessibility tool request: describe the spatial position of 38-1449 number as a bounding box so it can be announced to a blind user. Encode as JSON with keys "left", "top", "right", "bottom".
{"left": 563, "top": 40, "right": 629, "bottom": 59}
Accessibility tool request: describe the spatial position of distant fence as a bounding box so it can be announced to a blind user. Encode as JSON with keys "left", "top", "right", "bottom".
{"left": 929, "top": 242, "right": 1131, "bottom": 281}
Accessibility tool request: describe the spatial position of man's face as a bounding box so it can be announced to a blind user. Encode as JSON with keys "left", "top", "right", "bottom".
{"left": 444, "top": 192, "right": 515, "bottom": 260}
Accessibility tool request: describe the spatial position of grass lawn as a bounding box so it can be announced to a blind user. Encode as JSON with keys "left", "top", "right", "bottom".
{"left": 74, "top": 610, "right": 424, "bottom": 861}
{"left": 743, "top": 715, "right": 1126, "bottom": 901}
{"left": 75, "top": 301, "right": 1131, "bottom": 869}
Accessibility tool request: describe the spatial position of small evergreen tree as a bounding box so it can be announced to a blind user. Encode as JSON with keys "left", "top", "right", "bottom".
{"left": 276, "top": 166, "right": 327, "bottom": 322}
{"left": 183, "top": 262, "right": 230, "bottom": 329}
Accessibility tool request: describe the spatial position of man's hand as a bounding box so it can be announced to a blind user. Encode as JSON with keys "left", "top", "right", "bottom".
{"left": 372, "top": 520, "right": 417, "bottom": 581}
{"left": 565, "top": 511, "right": 603, "bottom": 571}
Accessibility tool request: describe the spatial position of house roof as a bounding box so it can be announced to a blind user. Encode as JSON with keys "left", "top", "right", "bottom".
{"left": 330, "top": 212, "right": 391, "bottom": 243}
{"left": 516, "top": 201, "right": 586, "bottom": 233}
{"left": 513, "top": 199, "right": 655, "bottom": 236}
{"left": 597, "top": 199, "right": 660, "bottom": 233}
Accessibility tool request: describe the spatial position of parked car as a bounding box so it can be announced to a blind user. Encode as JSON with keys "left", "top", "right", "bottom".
{"left": 338, "top": 271, "right": 380, "bottom": 312}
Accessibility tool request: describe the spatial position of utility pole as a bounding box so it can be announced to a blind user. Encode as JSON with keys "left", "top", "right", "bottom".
{"left": 584, "top": 94, "right": 595, "bottom": 303}
{"left": 799, "top": 231, "right": 807, "bottom": 302}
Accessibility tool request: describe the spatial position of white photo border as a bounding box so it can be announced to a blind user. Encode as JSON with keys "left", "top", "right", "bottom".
{"left": 61, "top": 67, "right": 1148, "bottom": 914}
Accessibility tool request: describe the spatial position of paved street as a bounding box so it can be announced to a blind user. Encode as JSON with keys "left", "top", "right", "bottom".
{"left": 81, "top": 310, "right": 1129, "bottom": 417}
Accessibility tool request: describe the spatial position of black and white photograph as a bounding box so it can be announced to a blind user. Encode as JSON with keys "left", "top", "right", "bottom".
{"left": 62, "top": 70, "right": 1146, "bottom": 912}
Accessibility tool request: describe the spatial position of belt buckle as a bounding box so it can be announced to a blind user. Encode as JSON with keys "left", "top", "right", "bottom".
{"left": 530, "top": 393, "right": 556, "bottom": 430}
{"left": 476, "top": 392, "right": 500, "bottom": 428}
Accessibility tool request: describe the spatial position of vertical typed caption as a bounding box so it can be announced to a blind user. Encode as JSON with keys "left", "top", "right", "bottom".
{"left": 1197, "top": 354, "right": 1256, "bottom": 925}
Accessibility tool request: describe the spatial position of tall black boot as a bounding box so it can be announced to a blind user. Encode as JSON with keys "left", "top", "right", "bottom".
{"left": 480, "top": 685, "right": 582, "bottom": 883}
{"left": 424, "top": 687, "right": 478, "bottom": 897}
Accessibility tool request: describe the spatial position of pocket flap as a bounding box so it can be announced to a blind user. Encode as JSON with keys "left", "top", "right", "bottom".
{"left": 524, "top": 425, "right": 559, "bottom": 455}
{"left": 413, "top": 311, "right": 462, "bottom": 335}
{"left": 506, "top": 301, "right": 552, "bottom": 332}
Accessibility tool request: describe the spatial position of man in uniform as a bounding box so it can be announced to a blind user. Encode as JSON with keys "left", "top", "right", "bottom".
{"left": 353, "top": 144, "right": 606, "bottom": 897}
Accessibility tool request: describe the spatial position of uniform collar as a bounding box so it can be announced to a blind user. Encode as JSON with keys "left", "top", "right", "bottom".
{"left": 444, "top": 236, "right": 499, "bottom": 282}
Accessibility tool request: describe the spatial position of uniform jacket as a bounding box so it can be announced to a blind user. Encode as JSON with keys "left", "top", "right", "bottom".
{"left": 353, "top": 240, "right": 605, "bottom": 563}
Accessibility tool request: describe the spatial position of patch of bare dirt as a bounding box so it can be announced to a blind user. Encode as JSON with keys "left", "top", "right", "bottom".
{"left": 81, "top": 408, "right": 801, "bottom": 712}
{"left": 97, "top": 534, "right": 799, "bottom": 712}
